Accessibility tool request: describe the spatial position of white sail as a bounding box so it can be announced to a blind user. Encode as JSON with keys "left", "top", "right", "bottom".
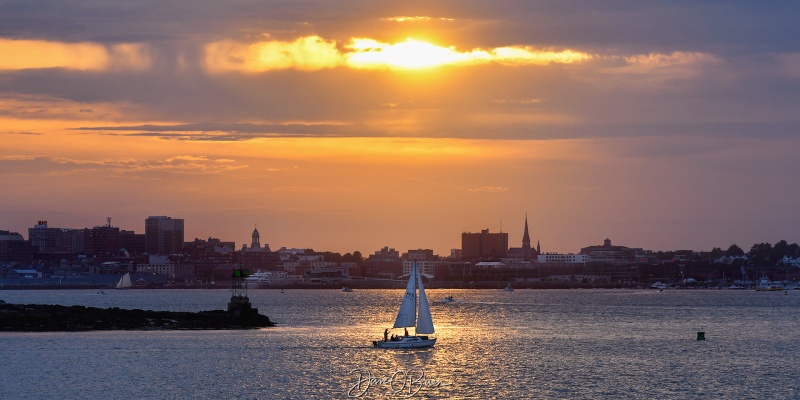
{"left": 415, "top": 265, "right": 435, "bottom": 335}
{"left": 392, "top": 263, "right": 417, "bottom": 328}
{"left": 115, "top": 273, "right": 132, "bottom": 289}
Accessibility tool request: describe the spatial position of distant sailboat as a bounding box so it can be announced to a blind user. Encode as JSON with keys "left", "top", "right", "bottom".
{"left": 115, "top": 273, "right": 132, "bottom": 289}
{"left": 373, "top": 261, "right": 436, "bottom": 349}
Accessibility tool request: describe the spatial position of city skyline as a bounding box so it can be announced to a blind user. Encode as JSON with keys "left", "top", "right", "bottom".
{"left": 2, "top": 2, "right": 800, "bottom": 255}
{"left": 7, "top": 214, "right": 796, "bottom": 257}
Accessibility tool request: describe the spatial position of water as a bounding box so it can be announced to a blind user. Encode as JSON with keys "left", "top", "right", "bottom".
{"left": 2, "top": 289, "right": 799, "bottom": 399}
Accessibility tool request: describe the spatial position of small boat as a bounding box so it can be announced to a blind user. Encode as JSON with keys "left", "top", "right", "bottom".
{"left": 440, "top": 295, "right": 455, "bottom": 303}
{"left": 115, "top": 273, "right": 132, "bottom": 290}
{"left": 341, "top": 287, "right": 353, "bottom": 292}
{"left": 650, "top": 282, "right": 668, "bottom": 290}
{"left": 501, "top": 283, "right": 515, "bottom": 292}
{"left": 755, "top": 277, "right": 784, "bottom": 291}
{"left": 373, "top": 261, "right": 436, "bottom": 349}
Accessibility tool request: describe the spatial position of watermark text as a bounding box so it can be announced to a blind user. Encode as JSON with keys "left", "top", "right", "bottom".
{"left": 347, "top": 367, "right": 450, "bottom": 398}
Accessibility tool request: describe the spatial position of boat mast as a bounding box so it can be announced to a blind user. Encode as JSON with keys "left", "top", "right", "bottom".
{"left": 413, "top": 261, "right": 417, "bottom": 334}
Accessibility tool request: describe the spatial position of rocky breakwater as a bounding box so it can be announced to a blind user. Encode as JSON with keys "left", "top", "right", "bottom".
{"left": 0, "top": 300, "right": 275, "bottom": 331}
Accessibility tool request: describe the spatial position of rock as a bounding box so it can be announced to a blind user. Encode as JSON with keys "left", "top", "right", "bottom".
{"left": 0, "top": 303, "right": 275, "bottom": 331}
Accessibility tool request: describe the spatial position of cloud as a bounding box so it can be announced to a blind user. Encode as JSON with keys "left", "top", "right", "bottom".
{"left": 0, "top": 131, "right": 43, "bottom": 135}
{"left": 204, "top": 36, "right": 344, "bottom": 73}
{"left": 624, "top": 51, "right": 721, "bottom": 70}
{"left": 0, "top": 39, "right": 151, "bottom": 71}
{"left": 204, "top": 35, "right": 591, "bottom": 72}
{"left": 381, "top": 16, "right": 455, "bottom": 22}
{"left": 493, "top": 98, "right": 542, "bottom": 105}
{"left": 0, "top": 154, "right": 248, "bottom": 176}
{"left": 77, "top": 122, "right": 361, "bottom": 140}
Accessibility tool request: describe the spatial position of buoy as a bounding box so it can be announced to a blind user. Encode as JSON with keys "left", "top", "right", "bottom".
{"left": 697, "top": 331, "right": 705, "bottom": 341}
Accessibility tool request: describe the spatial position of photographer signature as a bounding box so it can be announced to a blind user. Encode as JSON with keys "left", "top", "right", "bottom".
{"left": 347, "top": 367, "right": 450, "bottom": 398}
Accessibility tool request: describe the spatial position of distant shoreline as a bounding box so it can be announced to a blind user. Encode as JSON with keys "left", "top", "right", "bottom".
{"left": 0, "top": 282, "right": 758, "bottom": 290}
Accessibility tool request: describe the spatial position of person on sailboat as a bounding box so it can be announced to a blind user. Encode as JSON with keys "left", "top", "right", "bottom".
{"left": 384, "top": 329, "right": 389, "bottom": 341}
{"left": 404, "top": 328, "right": 408, "bottom": 337}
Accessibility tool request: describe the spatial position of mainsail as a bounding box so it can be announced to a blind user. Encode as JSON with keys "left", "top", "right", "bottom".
{"left": 115, "top": 272, "right": 132, "bottom": 289}
{"left": 392, "top": 263, "right": 417, "bottom": 328}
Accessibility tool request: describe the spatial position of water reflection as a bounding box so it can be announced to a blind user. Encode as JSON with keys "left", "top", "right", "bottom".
{"left": 2, "top": 289, "right": 800, "bottom": 398}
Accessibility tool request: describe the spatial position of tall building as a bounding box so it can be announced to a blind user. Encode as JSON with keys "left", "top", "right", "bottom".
{"left": 119, "top": 230, "right": 146, "bottom": 257}
{"left": 84, "top": 217, "right": 121, "bottom": 257}
{"left": 28, "top": 221, "right": 82, "bottom": 254}
{"left": 145, "top": 216, "right": 185, "bottom": 255}
{"left": 461, "top": 229, "right": 508, "bottom": 259}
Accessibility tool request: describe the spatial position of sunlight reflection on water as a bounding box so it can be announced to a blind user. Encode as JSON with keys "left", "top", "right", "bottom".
{"left": 2, "top": 289, "right": 800, "bottom": 398}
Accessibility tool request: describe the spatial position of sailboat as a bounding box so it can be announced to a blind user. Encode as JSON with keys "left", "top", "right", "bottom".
{"left": 373, "top": 261, "right": 436, "bottom": 349}
{"left": 115, "top": 272, "right": 132, "bottom": 290}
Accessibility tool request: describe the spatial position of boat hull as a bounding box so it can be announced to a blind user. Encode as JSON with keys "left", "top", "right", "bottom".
{"left": 373, "top": 336, "right": 436, "bottom": 349}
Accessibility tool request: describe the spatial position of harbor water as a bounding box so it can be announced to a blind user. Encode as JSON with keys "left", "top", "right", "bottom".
{"left": 2, "top": 288, "right": 799, "bottom": 399}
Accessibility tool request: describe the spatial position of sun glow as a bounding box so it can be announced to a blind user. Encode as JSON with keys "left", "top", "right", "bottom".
{"left": 204, "top": 36, "right": 591, "bottom": 73}
{"left": 346, "top": 38, "right": 483, "bottom": 69}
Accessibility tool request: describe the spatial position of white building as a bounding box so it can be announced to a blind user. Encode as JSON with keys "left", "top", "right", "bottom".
{"left": 137, "top": 262, "right": 175, "bottom": 277}
{"left": 537, "top": 254, "right": 588, "bottom": 264}
{"left": 402, "top": 260, "right": 443, "bottom": 278}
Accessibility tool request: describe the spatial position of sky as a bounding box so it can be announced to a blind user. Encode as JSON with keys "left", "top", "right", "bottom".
{"left": 1, "top": 1, "right": 799, "bottom": 255}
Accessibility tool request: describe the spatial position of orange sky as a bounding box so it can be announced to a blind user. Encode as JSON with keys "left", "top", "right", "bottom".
{"left": 2, "top": 2, "right": 799, "bottom": 254}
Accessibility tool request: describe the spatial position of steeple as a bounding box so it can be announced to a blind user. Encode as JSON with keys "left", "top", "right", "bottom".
{"left": 522, "top": 213, "right": 531, "bottom": 250}
{"left": 251, "top": 224, "right": 260, "bottom": 249}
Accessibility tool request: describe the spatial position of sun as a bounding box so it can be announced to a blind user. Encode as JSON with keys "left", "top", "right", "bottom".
{"left": 346, "top": 38, "right": 475, "bottom": 70}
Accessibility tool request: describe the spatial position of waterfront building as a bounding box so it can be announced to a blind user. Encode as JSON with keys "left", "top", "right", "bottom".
{"left": 7, "top": 269, "right": 41, "bottom": 278}
{"left": 144, "top": 216, "right": 184, "bottom": 255}
{"left": 580, "top": 238, "right": 645, "bottom": 265}
{"left": 461, "top": 229, "right": 508, "bottom": 259}
{"left": 537, "top": 253, "right": 588, "bottom": 264}
{"left": 305, "top": 267, "right": 349, "bottom": 285}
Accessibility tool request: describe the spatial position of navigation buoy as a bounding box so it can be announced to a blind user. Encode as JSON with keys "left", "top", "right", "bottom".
{"left": 697, "top": 331, "right": 705, "bottom": 341}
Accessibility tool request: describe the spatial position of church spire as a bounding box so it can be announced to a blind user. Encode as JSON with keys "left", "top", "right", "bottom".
{"left": 522, "top": 213, "right": 531, "bottom": 250}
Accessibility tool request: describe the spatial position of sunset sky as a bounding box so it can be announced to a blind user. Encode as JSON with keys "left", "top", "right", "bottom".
{"left": 2, "top": 1, "right": 799, "bottom": 255}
